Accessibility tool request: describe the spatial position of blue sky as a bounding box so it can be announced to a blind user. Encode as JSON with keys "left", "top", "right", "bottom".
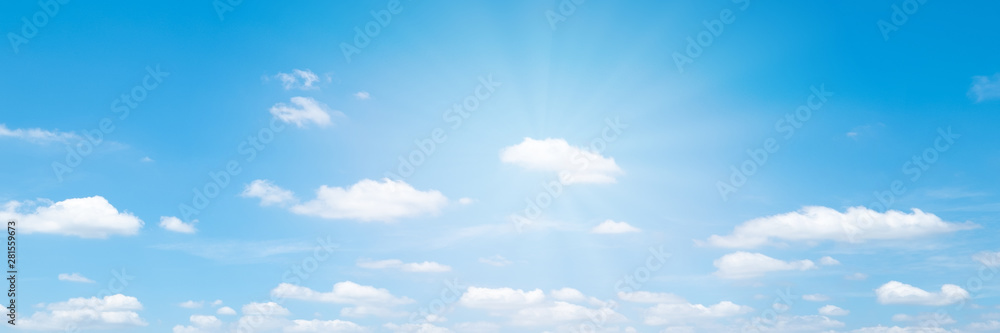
{"left": 2, "top": 0, "right": 1000, "bottom": 332}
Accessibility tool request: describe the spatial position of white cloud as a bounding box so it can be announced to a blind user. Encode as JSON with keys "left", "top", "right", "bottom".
{"left": 510, "top": 301, "right": 623, "bottom": 326}
{"left": 458, "top": 197, "right": 474, "bottom": 205}
{"left": 875, "top": 281, "right": 969, "bottom": 306}
{"left": 354, "top": 91, "right": 371, "bottom": 100}
{"left": 892, "top": 313, "right": 955, "bottom": 325}
{"left": 702, "top": 206, "right": 976, "bottom": 248}
{"left": 270, "top": 96, "right": 338, "bottom": 128}
{"left": 216, "top": 306, "right": 237, "bottom": 315}
{"left": 500, "top": 137, "right": 622, "bottom": 184}
{"left": 459, "top": 287, "right": 545, "bottom": 310}
{"left": 802, "top": 294, "right": 830, "bottom": 302}
{"left": 20, "top": 294, "right": 146, "bottom": 330}
{"left": 644, "top": 301, "right": 753, "bottom": 326}
{"left": 712, "top": 252, "right": 818, "bottom": 279}
{"left": 241, "top": 179, "right": 297, "bottom": 206}
{"left": 172, "top": 315, "right": 222, "bottom": 333}
{"left": 479, "top": 255, "right": 511, "bottom": 267}
{"left": 973, "top": 251, "right": 1000, "bottom": 267}
{"left": 0, "top": 196, "right": 143, "bottom": 238}
{"left": 179, "top": 300, "right": 204, "bottom": 309}
{"left": 590, "top": 220, "right": 640, "bottom": 234}
{"left": 357, "top": 259, "right": 451, "bottom": 273}
{"left": 845, "top": 272, "right": 869, "bottom": 281}
{"left": 289, "top": 178, "right": 449, "bottom": 222}
{"left": 57, "top": 273, "right": 95, "bottom": 283}
{"left": 844, "top": 326, "right": 956, "bottom": 333}
{"left": 286, "top": 319, "right": 369, "bottom": 332}
{"left": 383, "top": 322, "right": 452, "bottom": 333}
{"left": 969, "top": 73, "right": 1000, "bottom": 102}
{"left": 0, "top": 123, "right": 79, "bottom": 144}
{"left": 275, "top": 69, "right": 320, "bottom": 90}
{"left": 617, "top": 291, "right": 686, "bottom": 304}
{"left": 160, "top": 216, "right": 197, "bottom": 234}
{"left": 210, "top": 299, "right": 223, "bottom": 306}
{"left": 550, "top": 288, "right": 587, "bottom": 302}
{"left": 742, "top": 315, "right": 845, "bottom": 332}
{"left": 141, "top": 156, "right": 154, "bottom": 162}
{"left": 819, "top": 256, "right": 840, "bottom": 265}
{"left": 818, "top": 305, "right": 849, "bottom": 316}
{"left": 271, "top": 281, "right": 413, "bottom": 317}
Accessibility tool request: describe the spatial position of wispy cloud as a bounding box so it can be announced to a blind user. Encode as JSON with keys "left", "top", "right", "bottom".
{"left": 969, "top": 73, "right": 1000, "bottom": 102}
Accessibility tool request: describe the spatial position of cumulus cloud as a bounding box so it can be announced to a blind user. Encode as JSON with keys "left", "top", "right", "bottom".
{"left": 20, "top": 294, "right": 146, "bottom": 330}
{"left": 241, "top": 179, "right": 297, "bottom": 206}
{"left": 819, "top": 256, "right": 840, "bottom": 266}
{"left": 875, "top": 281, "right": 969, "bottom": 306}
{"left": 270, "top": 96, "right": 338, "bottom": 128}
{"left": 0, "top": 123, "right": 79, "bottom": 144}
{"left": 216, "top": 306, "right": 237, "bottom": 315}
{"left": 702, "top": 206, "right": 976, "bottom": 248}
{"left": 159, "top": 216, "right": 197, "bottom": 234}
{"left": 271, "top": 281, "right": 413, "bottom": 317}
{"left": 618, "top": 291, "right": 686, "bottom": 304}
{"left": 644, "top": 301, "right": 753, "bottom": 326}
{"left": 713, "top": 252, "right": 818, "bottom": 279}
{"left": 288, "top": 178, "right": 449, "bottom": 222}
{"left": 179, "top": 300, "right": 204, "bottom": 309}
{"left": 0, "top": 196, "right": 143, "bottom": 238}
{"left": 357, "top": 259, "right": 452, "bottom": 273}
{"left": 354, "top": 91, "right": 371, "bottom": 100}
{"left": 500, "top": 138, "right": 622, "bottom": 184}
{"left": 969, "top": 73, "right": 1000, "bottom": 102}
{"left": 819, "top": 305, "right": 850, "bottom": 316}
{"left": 590, "top": 220, "right": 640, "bottom": 234}
{"left": 58, "top": 273, "right": 95, "bottom": 283}
{"left": 459, "top": 287, "right": 545, "bottom": 310}
{"left": 275, "top": 69, "right": 320, "bottom": 90}
{"left": 172, "top": 315, "right": 222, "bottom": 333}
{"left": 285, "top": 319, "right": 369, "bottom": 332}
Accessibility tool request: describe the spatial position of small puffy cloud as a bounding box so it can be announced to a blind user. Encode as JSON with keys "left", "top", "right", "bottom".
{"left": 479, "top": 255, "right": 511, "bottom": 267}
{"left": 286, "top": 319, "right": 369, "bottom": 332}
{"left": 216, "top": 306, "right": 237, "bottom": 315}
{"left": 58, "top": 273, "right": 95, "bottom": 283}
{"left": 802, "top": 294, "right": 830, "bottom": 302}
{"left": 179, "top": 300, "right": 204, "bottom": 309}
{"left": 458, "top": 197, "right": 474, "bottom": 205}
{"left": 617, "top": 291, "right": 686, "bottom": 304}
{"left": 500, "top": 137, "right": 622, "bottom": 184}
{"left": 20, "top": 294, "right": 146, "bottom": 330}
{"left": 159, "top": 216, "right": 197, "bottom": 234}
{"left": 289, "top": 178, "right": 449, "bottom": 222}
{"left": 241, "top": 179, "right": 297, "bottom": 206}
{"left": 210, "top": 300, "right": 223, "bottom": 306}
{"left": 0, "top": 123, "right": 79, "bottom": 144}
{"left": 969, "top": 73, "right": 1000, "bottom": 102}
{"left": 141, "top": 156, "right": 154, "bottom": 162}
{"left": 875, "top": 281, "right": 969, "bottom": 306}
{"left": 275, "top": 69, "right": 320, "bottom": 90}
{"left": 973, "top": 251, "right": 1000, "bottom": 267}
{"left": 590, "top": 220, "right": 640, "bottom": 234}
{"left": 0, "top": 196, "right": 143, "bottom": 238}
{"left": 459, "top": 287, "right": 545, "bottom": 310}
{"left": 271, "top": 281, "right": 412, "bottom": 318}
{"left": 644, "top": 301, "right": 753, "bottom": 326}
{"left": 713, "top": 252, "right": 817, "bottom": 279}
{"left": 819, "top": 305, "right": 850, "bottom": 316}
{"left": 702, "top": 206, "right": 976, "bottom": 248}
{"left": 819, "top": 256, "right": 840, "bottom": 266}
{"left": 357, "top": 259, "right": 451, "bottom": 273}
{"left": 845, "top": 273, "right": 869, "bottom": 281}
{"left": 354, "top": 91, "right": 371, "bottom": 100}
{"left": 270, "top": 96, "right": 338, "bottom": 128}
